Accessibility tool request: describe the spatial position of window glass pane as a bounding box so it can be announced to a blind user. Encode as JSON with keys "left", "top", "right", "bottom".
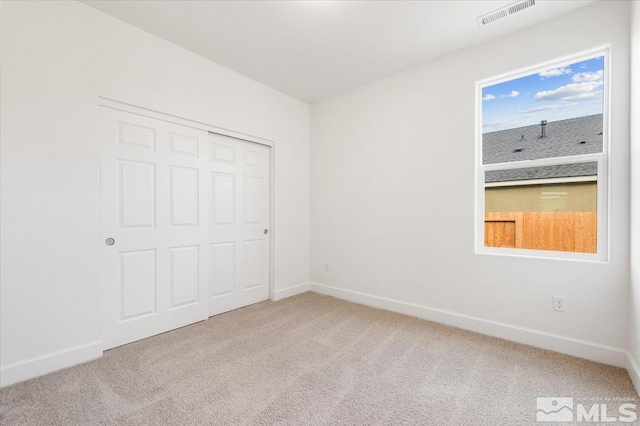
{"left": 482, "top": 56, "right": 604, "bottom": 165}
{"left": 484, "top": 163, "right": 597, "bottom": 253}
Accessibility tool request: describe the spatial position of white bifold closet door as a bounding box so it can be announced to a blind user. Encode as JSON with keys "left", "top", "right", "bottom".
{"left": 100, "top": 107, "right": 270, "bottom": 350}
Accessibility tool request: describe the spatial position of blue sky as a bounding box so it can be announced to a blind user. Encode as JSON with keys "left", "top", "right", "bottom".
{"left": 482, "top": 56, "right": 603, "bottom": 133}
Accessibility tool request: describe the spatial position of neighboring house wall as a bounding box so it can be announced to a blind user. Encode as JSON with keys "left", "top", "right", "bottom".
{"left": 0, "top": 1, "right": 310, "bottom": 386}
{"left": 311, "top": 0, "right": 631, "bottom": 367}
{"left": 485, "top": 182, "right": 597, "bottom": 213}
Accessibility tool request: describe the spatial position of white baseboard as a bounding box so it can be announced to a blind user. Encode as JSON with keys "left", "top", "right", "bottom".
{"left": 3, "top": 290, "right": 638, "bottom": 396}
{"left": 627, "top": 353, "right": 640, "bottom": 395}
{"left": 0, "top": 340, "right": 103, "bottom": 388}
{"left": 310, "top": 282, "right": 629, "bottom": 369}
{"left": 271, "top": 282, "right": 311, "bottom": 301}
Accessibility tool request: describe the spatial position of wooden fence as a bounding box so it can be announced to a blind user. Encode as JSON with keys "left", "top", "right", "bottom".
{"left": 484, "top": 212, "right": 596, "bottom": 253}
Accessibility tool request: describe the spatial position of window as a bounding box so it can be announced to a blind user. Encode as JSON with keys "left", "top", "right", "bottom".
{"left": 476, "top": 48, "right": 608, "bottom": 260}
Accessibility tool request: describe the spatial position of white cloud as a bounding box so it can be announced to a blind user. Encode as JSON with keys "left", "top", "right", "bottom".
{"left": 560, "top": 91, "right": 603, "bottom": 101}
{"left": 539, "top": 66, "right": 571, "bottom": 78}
{"left": 517, "top": 103, "right": 577, "bottom": 114}
{"left": 571, "top": 70, "right": 603, "bottom": 82}
{"left": 534, "top": 81, "right": 603, "bottom": 101}
{"left": 499, "top": 90, "right": 519, "bottom": 99}
{"left": 482, "top": 94, "right": 496, "bottom": 101}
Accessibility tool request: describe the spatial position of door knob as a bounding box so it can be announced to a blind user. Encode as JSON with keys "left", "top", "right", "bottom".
{"left": 264, "top": 229, "right": 268, "bottom": 235}
{"left": 105, "top": 238, "right": 115, "bottom": 246}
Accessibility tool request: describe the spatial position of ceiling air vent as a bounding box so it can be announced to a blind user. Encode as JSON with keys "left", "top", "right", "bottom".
{"left": 477, "top": 0, "right": 536, "bottom": 26}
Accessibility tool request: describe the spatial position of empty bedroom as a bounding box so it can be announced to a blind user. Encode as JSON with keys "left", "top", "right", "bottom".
{"left": 2, "top": 0, "right": 640, "bottom": 424}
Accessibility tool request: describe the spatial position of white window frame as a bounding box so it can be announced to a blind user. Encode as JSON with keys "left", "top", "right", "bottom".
{"left": 475, "top": 46, "right": 610, "bottom": 262}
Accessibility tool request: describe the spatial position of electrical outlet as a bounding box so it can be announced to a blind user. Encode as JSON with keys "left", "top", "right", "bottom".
{"left": 553, "top": 296, "right": 566, "bottom": 312}
{"left": 324, "top": 262, "right": 330, "bottom": 272}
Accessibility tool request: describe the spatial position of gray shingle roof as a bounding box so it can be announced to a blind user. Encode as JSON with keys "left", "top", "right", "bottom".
{"left": 483, "top": 114, "right": 602, "bottom": 183}
{"left": 485, "top": 162, "right": 597, "bottom": 183}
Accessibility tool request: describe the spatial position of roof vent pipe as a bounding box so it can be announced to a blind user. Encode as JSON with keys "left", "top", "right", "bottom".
{"left": 540, "top": 120, "right": 547, "bottom": 138}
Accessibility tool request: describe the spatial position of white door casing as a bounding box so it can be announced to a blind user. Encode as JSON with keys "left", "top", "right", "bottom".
{"left": 209, "top": 133, "right": 270, "bottom": 316}
{"left": 100, "top": 106, "right": 271, "bottom": 349}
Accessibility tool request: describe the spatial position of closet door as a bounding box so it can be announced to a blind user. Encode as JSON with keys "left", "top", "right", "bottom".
{"left": 209, "top": 133, "right": 270, "bottom": 316}
{"left": 100, "top": 107, "right": 209, "bottom": 349}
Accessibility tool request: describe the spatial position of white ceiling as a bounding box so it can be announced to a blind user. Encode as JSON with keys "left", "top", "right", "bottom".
{"left": 84, "top": 0, "right": 595, "bottom": 103}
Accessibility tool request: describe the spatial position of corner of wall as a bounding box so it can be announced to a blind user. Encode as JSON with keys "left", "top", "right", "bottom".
{"left": 628, "top": 0, "right": 640, "bottom": 396}
{"left": 271, "top": 282, "right": 311, "bottom": 301}
{"left": 627, "top": 352, "right": 640, "bottom": 396}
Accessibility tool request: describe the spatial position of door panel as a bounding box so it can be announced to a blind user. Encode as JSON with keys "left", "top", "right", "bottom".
{"left": 243, "top": 240, "right": 263, "bottom": 289}
{"left": 101, "top": 107, "right": 210, "bottom": 349}
{"left": 169, "top": 166, "right": 199, "bottom": 226}
{"left": 211, "top": 242, "right": 235, "bottom": 296}
{"left": 169, "top": 245, "right": 199, "bottom": 308}
{"left": 119, "top": 249, "right": 156, "bottom": 320}
{"left": 212, "top": 172, "right": 235, "bottom": 225}
{"left": 170, "top": 133, "right": 199, "bottom": 156}
{"left": 119, "top": 160, "right": 156, "bottom": 228}
{"left": 209, "top": 133, "right": 270, "bottom": 316}
{"left": 118, "top": 121, "right": 155, "bottom": 149}
{"left": 212, "top": 142, "right": 236, "bottom": 164}
{"left": 244, "top": 176, "right": 262, "bottom": 223}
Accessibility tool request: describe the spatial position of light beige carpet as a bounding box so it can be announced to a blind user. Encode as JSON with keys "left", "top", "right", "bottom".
{"left": 0, "top": 292, "right": 637, "bottom": 425}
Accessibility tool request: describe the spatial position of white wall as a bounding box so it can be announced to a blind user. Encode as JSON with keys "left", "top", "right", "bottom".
{"left": 629, "top": 0, "right": 640, "bottom": 388}
{"left": 0, "top": 1, "right": 309, "bottom": 385}
{"left": 311, "top": 1, "right": 631, "bottom": 364}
